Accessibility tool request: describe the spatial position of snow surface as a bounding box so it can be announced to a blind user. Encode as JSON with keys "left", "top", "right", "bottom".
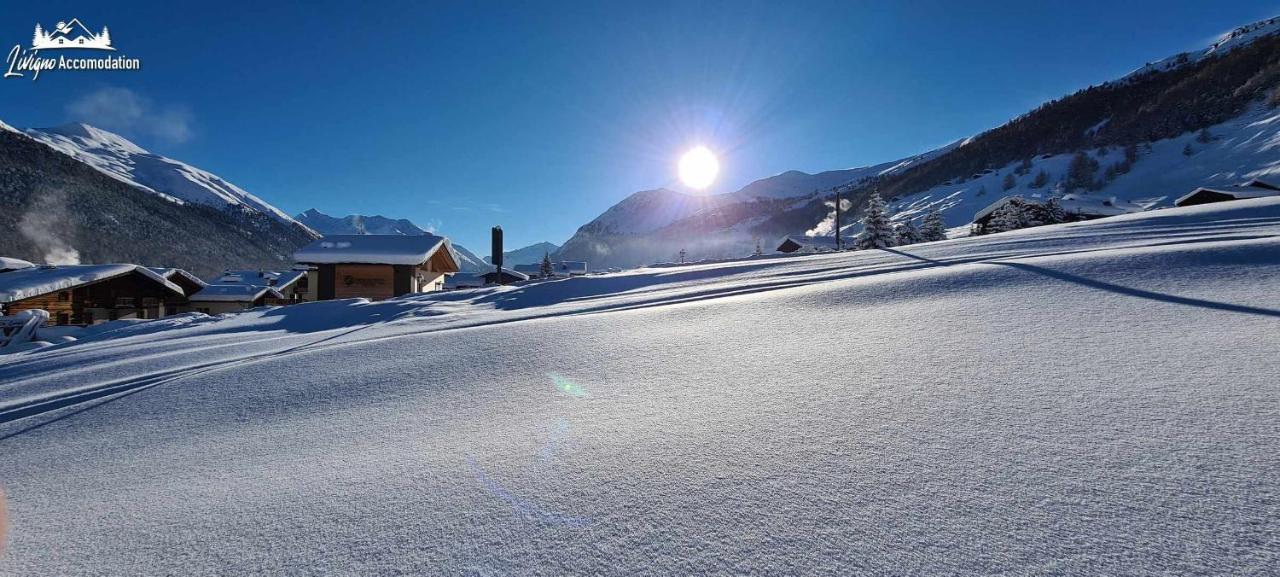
{"left": 1126, "top": 16, "right": 1280, "bottom": 79}
{"left": 1, "top": 199, "right": 1278, "bottom": 574}
{"left": 0, "top": 264, "right": 182, "bottom": 303}
{"left": 294, "top": 235, "right": 451, "bottom": 266}
{"left": 22, "top": 123, "right": 309, "bottom": 230}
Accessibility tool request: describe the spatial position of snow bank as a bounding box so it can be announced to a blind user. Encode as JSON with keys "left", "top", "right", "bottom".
{"left": 0, "top": 199, "right": 1278, "bottom": 574}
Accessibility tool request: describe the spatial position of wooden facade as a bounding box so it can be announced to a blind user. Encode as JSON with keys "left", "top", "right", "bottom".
{"left": 4, "top": 270, "right": 182, "bottom": 326}
{"left": 308, "top": 245, "right": 456, "bottom": 301}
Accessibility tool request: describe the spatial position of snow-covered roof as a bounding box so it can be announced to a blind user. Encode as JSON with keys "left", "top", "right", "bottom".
{"left": 776, "top": 235, "right": 840, "bottom": 252}
{"left": 1175, "top": 185, "right": 1280, "bottom": 206}
{"left": 0, "top": 264, "right": 184, "bottom": 303}
{"left": 215, "top": 269, "right": 306, "bottom": 290}
{"left": 293, "top": 235, "right": 453, "bottom": 266}
{"left": 484, "top": 269, "right": 530, "bottom": 282}
{"left": 147, "top": 267, "right": 208, "bottom": 290}
{"left": 188, "top": 284, "right": 284, "bottom": 303}
{"left": 0, "top": 257, "right": 35, "bottom": 273}
{"left": 974, "top": 195, "right": 1143, "bottom": 221}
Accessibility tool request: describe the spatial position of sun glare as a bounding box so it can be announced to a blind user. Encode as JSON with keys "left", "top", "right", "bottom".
{"left": 678, "top": 146, "right": 719, "bottom": 190}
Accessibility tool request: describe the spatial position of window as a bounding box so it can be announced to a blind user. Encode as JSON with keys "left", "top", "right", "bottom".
{"left": 115, "top": 297, "right": 135, "bottom": 308}
{"left": 142, "top": 297, "right": 158, "bottom": 307}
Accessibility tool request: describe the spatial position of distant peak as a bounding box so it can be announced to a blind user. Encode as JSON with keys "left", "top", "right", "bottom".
{"left": 30, "top": 122, "right": 147, "bottom": 153}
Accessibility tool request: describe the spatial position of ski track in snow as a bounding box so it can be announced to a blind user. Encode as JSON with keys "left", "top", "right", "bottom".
{"left": 1, "top": 199, "right": 1279, "bottom": 575}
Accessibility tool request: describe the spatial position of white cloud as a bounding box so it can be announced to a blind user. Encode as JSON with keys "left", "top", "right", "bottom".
{"left": 65, "top": 87, "right": 193, "bottom": 144}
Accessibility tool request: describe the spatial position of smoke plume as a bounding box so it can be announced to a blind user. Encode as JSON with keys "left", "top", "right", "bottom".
{"left": 19, "top": 189, "right": 81, "bottom": 265}
{"left": 805, "top": 198, "right": 852, "bottom": 237}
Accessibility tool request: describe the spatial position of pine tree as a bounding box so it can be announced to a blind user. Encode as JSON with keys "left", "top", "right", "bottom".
{"left": 1015, "top": 158, "right": 1033, "bottom": 176}
{"left": 1124, "top": 143, "right": 1139, "bottom": 165}
{"left": 1066, "top": 151, "right": 1100, "bottom": 191}
{"left": 1196, "top": 127, "right": 1212, "bottom": 143}
{"left": 539, "top": 251, "right": 553, "bottom": 278}
{"left": 1044, "top": 197, "right": 1067, "bottom": 223}
{"left": 986, "top": 201, "right": 1027, "bottom": 234}
{"left": 894, "top": 219, "right": 921, "bottom": 246}
{"left": 855, "top": 193, "right": 896, "bottom": 249}
{"left": 920, "top": 210, "right": 947, "bottom": 242}
{"left": 1032, "top": 170, "right": 1049, "bottom": 188}
{"left": 1002, "top": 173, "right": 1017, "bottom": 191}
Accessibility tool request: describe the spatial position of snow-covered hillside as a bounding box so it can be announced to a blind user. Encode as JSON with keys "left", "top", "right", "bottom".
{"left": 878, "top": 104, "right": 1280, "bottom": 231}
{"left": 1, "top": 198, "right": 1277, "bottom": 574}
{"left": 1128, "top": 16, "right": 1280, "bottom": 78}
{"left": 24, "top": 123, "right": 308, "bottom": 229}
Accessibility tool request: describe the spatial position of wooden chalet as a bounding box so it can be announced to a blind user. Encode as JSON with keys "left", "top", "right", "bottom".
{"left": 293, "top": 235, "right": 460, "bottom": 300}
{"left": 0, "top": 264, "right": 186, "bottom": 326}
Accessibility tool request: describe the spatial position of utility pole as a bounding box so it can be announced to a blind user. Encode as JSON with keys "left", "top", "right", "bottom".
{"left": 678, "top": 248, "right": 686, "bottom": 264}
{"left": 834, "top": 186, "right": 842, "bottom": 250}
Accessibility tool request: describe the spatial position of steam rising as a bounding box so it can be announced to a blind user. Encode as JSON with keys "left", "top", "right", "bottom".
{"left": 19, "top": 189, "right": 81, "bottom": 265}
{"left": 805, "top": 198, "right": 852, "bottom": 237}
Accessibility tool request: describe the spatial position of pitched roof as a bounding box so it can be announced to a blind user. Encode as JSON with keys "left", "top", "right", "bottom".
{"left": 0, "top": 257, "right": 35, "bottom": 273}
{"left": 0, "top": 264, "right": 184, "bottom": 303}
{"left": 147, "top": 267, "right": 208, "bottom": 291}
{"left": 293, "top": 234, "right": 456, "bottom": 267}
{"left": 1175, "top": 184, "right": 1280, "bottom": 206}
{"left": 188, "top": 284, "right": 284, "bottom": 303}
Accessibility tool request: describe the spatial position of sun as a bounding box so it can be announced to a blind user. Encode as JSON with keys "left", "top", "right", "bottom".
{"left": 678, "top": 146, "right": 719, "bottom": 190}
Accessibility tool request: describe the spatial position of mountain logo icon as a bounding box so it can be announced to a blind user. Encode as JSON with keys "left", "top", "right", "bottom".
{"left": 31, "top": 18, "right": 115, "bottom": 51}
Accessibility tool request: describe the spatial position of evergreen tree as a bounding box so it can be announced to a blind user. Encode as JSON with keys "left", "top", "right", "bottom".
{"left": 1015, "top": 158, "right": 1033, "bottom": 176}
{"left": 855, "top": 193, "right": 896, "bottom": 249}
{"left": 986, "top": 201, "right": 1027, "bottom": 234}
{"left": 1044, "top": 197, "right": 1067, "bottom": 223}
{"left": 539, "top": 251, "right": 553, "bottom": 278}
{"left": 1196, "top": 127, "right": 1213, "bottom": 143}
{"left": 1066, "top": 151, "right": 1100, "bottom": 191}
{"left": 1031, "top": 170, "right": 1049, "bottom": 188}
{"left": 1124, "top": 143, "right": 1139, "bottom": 164}
{"left": 1183, "top": 143, "right": 1194, "bottom": 156}
{"left": 894, "top": 219, "right": 921, "bottom": 246}
{"left": 1002, "top": 173, "right": 1017, "bottom": 191}
{"left": 920, "top": 210, "right": 947, "bottom": 242}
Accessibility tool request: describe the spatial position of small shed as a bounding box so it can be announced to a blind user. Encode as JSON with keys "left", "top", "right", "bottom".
{"left": 776, "top": 235, "right": 840, "bottom": 254}
{"left": 187, "top": 284, "right": 285, "bottom": 315}
{"left": 1174, "top": 179, "right": 1280, "bottom": 207}
{"left": 481, "top": 269, "right": 529, "bottom": 285}
{"left": 0, "top": 264, "right": 185, "bottom": 326}
{"left": 294, "top": 235, "right": 460, "bottom": 301}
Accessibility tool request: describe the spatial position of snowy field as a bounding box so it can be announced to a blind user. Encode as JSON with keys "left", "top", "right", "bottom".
{"left": 2, "top": 199, "right": 1279, "bottom": 575}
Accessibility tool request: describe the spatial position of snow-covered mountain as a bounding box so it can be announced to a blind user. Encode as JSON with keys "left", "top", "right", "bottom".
{"left": 0, "top": 124, "right": 316, "bottom": 276}
{"left": 486, "top": 241, "right": 561, "bottom": 266}
{"left": 296, "top": 208, "right": 488, "bottom": 273}
{"left": 296, "top": 209, "right": 431, "bottom": 236}
{"left": 1127, "top": 16, "right": 1280, "bottom": 78}
{"left": 24, "top": 123, "right": 310, "bottom": 231}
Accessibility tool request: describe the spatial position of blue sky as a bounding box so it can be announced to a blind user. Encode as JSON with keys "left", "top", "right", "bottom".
{"left": 2, "top": 1, "right": 1276, "bottom": 250}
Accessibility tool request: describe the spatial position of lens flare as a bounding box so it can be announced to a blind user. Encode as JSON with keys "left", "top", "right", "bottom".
{"left": 548, "top": 373, "right": 589, "bottom": 397}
